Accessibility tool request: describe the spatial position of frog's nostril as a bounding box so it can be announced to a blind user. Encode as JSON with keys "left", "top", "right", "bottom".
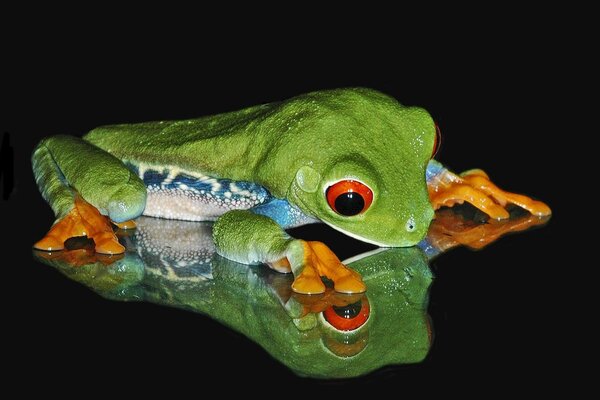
{"left": 405, "top": 217, "right": 416, "bottom": 232}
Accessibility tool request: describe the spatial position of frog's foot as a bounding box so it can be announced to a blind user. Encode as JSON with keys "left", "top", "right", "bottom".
{"left": 287, "top": 240, "right": 366, "bottom": 295}
{"left": 34, "top": 196, "right": 125, "bottom": 254}
{"left": 429, "top": 168, "right": 551, "bottom": 220}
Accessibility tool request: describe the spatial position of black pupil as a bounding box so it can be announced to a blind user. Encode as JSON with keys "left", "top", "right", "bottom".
{"left": 335, "top": 192, "right": 364, "bottom": 216}
{"left": 332, "top": 300, "right": 363, "bottom": 319}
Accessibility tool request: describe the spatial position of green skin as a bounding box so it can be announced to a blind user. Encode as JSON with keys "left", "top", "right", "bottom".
{"left": 32, "top": 88, "right": 435, "bottom": 285}
{"left": 34, "top": 217, "right": 433, "bottom": 379}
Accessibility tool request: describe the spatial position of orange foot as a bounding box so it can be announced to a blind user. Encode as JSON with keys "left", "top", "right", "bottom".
{"left": 429, "top": 168, "right": 551, "bottom": 220}
{"left": 34, "top": 196, "right": 125, "bottom": 254}
{"left": 287, "top": 240, "right": 366, "bottom": 295}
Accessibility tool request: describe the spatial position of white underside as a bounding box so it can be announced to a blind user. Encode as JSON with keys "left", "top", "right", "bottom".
{"left": 143, "top": 186, "right": 258, "bottom": 221}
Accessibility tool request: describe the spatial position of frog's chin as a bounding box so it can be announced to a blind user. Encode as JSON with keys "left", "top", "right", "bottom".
{"left": 321, "top": 221, "right": 415, "bottom": 247}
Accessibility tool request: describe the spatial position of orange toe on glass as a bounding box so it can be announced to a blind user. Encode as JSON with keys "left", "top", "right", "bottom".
{"left": 292, "top": 263, "right": 326, "bottom": 295}
{"left": 34, "top": 234, "right": 66, "bottom": 252}
{"left": 268, "top": 257, "right": 292, "bottom": 273}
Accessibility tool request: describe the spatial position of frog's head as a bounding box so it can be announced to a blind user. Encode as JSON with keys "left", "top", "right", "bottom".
{"left": 280, "top": 88, "right": 437, "bottom": 246}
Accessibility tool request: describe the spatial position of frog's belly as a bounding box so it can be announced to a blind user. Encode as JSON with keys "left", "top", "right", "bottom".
{"left": 130, "top": 163, "right": 271, "bottom": 222}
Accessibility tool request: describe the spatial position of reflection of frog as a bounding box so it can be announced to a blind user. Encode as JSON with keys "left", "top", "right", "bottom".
{"left": 36, "top": 217, "right": 433, "bottom": 379}
{"left": 35, "top": 211, "right": 548, "bottom": 378}
{"left": 32, "top": 88, "right": 551, "bottom": 294}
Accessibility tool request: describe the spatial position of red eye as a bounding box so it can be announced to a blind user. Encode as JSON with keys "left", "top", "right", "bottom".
{"left": 323, "top": 298, "right": 370, "bottom": 331}
{"left": 326, "top": 180, "right": 373, "bottom": 216}
{"left": 432, "top": 122, "right": 442, "bottom": 158}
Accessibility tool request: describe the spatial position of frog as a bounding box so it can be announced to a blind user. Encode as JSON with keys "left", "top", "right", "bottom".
{"left": 32, "top": 88, "right": 551, "bottom": 294}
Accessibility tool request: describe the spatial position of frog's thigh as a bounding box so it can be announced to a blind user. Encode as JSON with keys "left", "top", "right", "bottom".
{"left": 32, "top": 135, "right": 146, "bottom": 253}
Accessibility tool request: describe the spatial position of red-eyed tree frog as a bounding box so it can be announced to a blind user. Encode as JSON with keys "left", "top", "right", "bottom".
{"left": 32, "top": 88, "right": 551, "bottom": 294}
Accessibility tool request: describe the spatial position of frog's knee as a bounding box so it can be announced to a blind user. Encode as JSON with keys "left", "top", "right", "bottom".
{"left": 107, "top": 179, "right": 147, "bottom": 223}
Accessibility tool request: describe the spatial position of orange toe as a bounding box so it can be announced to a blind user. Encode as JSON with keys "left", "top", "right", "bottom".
{"left": 93, "top": 232, "right": 126, "bottom": 254}
{"left": 290, "top": 241, "right": 366, "bottom": 295}
{"left": 292, "top": 273, "right": 327, "bottom": 294}
{"left": 34, "top": 235, "right": 65, "bottom": 252}
{"left": 267, "top": 257, "right": 292, "bottom": 273}
{"left": 331, "top": 272, "right": 367, "bottom": 294}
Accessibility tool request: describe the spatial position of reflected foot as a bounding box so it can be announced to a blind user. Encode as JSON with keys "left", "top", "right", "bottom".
{"left": 429, "top": 168, "right": 551, "bottom": 220}
{"left": 286, "top": 240, "right": 366, "bottom": 295}
{"left": 34, "top": 248, "right": 124, "bottom": 267}
{"left": 428, "top": 208, "right": 550, "bottom": 251}
{"left": 34, "top": 196, "right": 125, "bottom": 254}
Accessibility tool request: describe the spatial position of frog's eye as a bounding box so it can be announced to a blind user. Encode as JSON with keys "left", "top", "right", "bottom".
{"left": 432, "top": 122, "right": 442, "bottom": 158}
{"left": 323, "top": 298, "right": 370, "bottom": 331}
{"left": 326, "top": 180, "right": 373, "bottom": 216}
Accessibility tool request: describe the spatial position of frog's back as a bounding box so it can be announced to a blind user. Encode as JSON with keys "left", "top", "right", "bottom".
{"left": 84, "top": 103, "right": 273, "bottom": 176}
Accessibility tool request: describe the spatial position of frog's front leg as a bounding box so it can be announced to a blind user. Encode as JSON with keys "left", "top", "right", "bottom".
{"left": 213, "top": 210, "right": 366, "bottom": 295}
{"left": 426, "top": 160, "right": 551, "bottom": 220}
{"left": 32, "top": 135, "right": 146, "bottom": 254}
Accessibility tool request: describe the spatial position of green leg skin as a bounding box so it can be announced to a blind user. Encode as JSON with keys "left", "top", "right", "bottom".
{"left": 33, "top": 135, "right": 147, "bottom": 222}
{"left": 213, "top": 210, "right": 366, "bottom": 294}
{"left": 213, "top": 210, "right": 292, "bottom": 265}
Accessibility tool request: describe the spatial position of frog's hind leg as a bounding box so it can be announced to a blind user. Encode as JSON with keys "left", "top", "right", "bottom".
{"left": 32, "top": 135, "right": 147, "bottom": 254}
{"left": 426, "top": 160, "right": 551, "bottom": 220}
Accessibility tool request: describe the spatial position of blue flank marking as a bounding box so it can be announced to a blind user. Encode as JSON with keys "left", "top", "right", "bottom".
{"left": 125, "top": 163, "right": 312, "bottom": 227}
{"left": 426, "top": 159, "right": 446, "bottom": 183}
{"left": 252, "top": 198, "right": 309, "bottom": 228}
{"left": 128, "top": 163, "right": 271, "bottom": 201}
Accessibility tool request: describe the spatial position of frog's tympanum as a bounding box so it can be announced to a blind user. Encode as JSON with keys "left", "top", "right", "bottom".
{"left": 32, "top": 88, "right": 550, "bottom": 294}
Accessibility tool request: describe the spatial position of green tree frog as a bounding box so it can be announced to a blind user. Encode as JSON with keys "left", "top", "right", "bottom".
{"left": 32, "top": 88, "right": 551, "bottom": 294}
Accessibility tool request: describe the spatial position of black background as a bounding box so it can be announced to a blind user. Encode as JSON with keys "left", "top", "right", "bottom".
{"left": 1, "top": 24, "right": 579, "bottom": 395}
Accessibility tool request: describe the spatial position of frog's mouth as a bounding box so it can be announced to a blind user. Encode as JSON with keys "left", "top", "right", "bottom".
{"left": 321, "top": 220, "right": 397, "bottom": 247}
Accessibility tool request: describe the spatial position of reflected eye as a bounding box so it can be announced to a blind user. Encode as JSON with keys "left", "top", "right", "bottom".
{"left": 323, "top": 298, "right": 370, "bottom": 331}
{"left": 432, "top": 122, "right": 442, "bottom": 158}
{"left": 326, "top": 180, "right": 373, "bottom": 216}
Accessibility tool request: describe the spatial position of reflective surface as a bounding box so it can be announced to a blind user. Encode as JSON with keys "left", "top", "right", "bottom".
{"left": 33, "top": 206, "right": 549, "bottom": 379}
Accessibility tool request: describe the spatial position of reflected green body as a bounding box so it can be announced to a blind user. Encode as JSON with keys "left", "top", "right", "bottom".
{"left": 35, "top": 217, "right": 433, "bottom": 378}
